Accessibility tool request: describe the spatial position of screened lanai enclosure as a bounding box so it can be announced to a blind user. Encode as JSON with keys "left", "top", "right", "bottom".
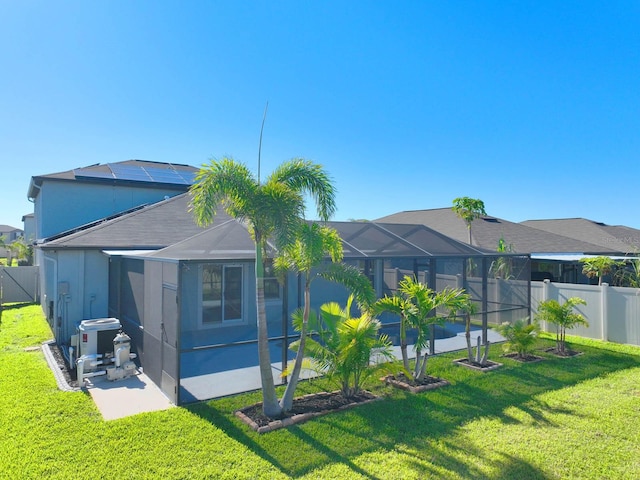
{"left": 107, "top": 220, "right": 530, "bottom": 405}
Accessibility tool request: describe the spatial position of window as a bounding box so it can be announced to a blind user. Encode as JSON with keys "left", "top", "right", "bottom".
{"left": 263, "top": 259, "right": 281, "bottom": 300}
{"left": 202, "top": 264, "right": 243, "bottom": 325}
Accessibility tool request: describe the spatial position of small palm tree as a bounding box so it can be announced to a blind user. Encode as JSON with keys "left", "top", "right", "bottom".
{"left": 496, "top": 318, "right": 540, "bottom": 359}
{"left": 372, "top": 276, "right": 466, "bottom": 381}
{"left": 190, "top": 157, "right": 336, "bottom": 418}
{"left": 535, "top": 297, "right": 588, "bottom": 354}
{"left": 293, "top": 295, "right": 394, "bottom": 398}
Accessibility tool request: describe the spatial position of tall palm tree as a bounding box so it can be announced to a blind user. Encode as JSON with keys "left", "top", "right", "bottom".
{"left": 275, "top": 222, "right": 376, "bottom": 412}
{"left": 190, "top": 157, "right": 336, "bottom": 417}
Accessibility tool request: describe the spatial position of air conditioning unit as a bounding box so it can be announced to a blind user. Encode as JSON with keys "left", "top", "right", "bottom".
{"left": 76, "top": 318, "right": 122, "bottom": 357}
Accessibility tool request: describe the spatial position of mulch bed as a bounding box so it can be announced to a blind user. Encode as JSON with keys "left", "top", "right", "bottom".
{"left": 543, "top": 347, "right": 584, "bottom": 358}
{"left": 381, "top": 373, "right": 449, "bottom": 393}
{"left": 502, "top": 352, "right": 545, "bottom": 363}
{"left": 453, "top": 358, "right": 503, "bottom": 372}
{"left": 236, "top": 390, "right": 381, "bottom": 433}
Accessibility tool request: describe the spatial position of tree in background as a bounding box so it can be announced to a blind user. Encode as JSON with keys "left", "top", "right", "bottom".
{"left": 190, "top": 157, "right": 336, "bottom": 418}
{"left": 490, "top": 236, "right": 515, "bottom": 279}
{"left": 452, "top": 197, "right": 487, "bottom": 245}
{"left": 8, "top": 238, "right": 32, "bottom": 266}
{"left": 580, "top": 256, "right": 624, "bottom": 285}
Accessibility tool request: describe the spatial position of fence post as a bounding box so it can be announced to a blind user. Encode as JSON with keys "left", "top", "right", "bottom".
{"left": 540, "top": 279, "right": 550, "bottom": 331}
{"left": 601, "top": 283, "right": 608, "bottom": 341}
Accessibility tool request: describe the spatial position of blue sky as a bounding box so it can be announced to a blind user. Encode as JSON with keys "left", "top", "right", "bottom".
{"left": 1, "top": 1, "right": 639, "bottom": 230}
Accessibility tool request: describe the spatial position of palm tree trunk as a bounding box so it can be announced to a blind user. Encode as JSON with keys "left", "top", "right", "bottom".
{"left": 400, "top": 320, "right": 410, "bottom": 371}
{"left": 413, "top": 349, "right": 423, "bottom": 381}
{"left": 466, "top": 313, "right": 473, "bottom": 363}
{"left": 255, "top": 246, "right": 281, "bottom": 417}
{"left": 279, "top": 278, "right": 310, "bottom": 412}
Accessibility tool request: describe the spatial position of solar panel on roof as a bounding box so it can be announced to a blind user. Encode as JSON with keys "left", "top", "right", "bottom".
{"left": 143, "top": 167, "right": 189, "bottom": 184}
{"left": 109, "top": 164, "right": 153, "bottom": 181}
{"left": 73, "top": 168, "right": 115, "bottom": 180}
{"left": 75, "top": 163, "right": 196, "bottom": 186}
{"left": 177, "top": 170, "right": 197, "bottom": 184}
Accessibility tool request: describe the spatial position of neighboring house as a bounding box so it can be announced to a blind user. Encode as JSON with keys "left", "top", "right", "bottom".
{"left": 376, "top": 208, "right": 623, "bottom": 283}
{"left": 0, "top": 224, "right": 23, "bottom": 243}
{"left": 38, "top": 193, "right": 530, "bottom": 404}
{"left": 21, "top": 213, "right": 35, "bottom": 242}
{"left": 0, "top": 224, "right": 24, "bottom": 259}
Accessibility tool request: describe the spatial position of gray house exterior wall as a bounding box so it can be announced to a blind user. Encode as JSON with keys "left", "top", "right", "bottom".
{"left": 42, "top": 249, "right": 110, "bottom": 342}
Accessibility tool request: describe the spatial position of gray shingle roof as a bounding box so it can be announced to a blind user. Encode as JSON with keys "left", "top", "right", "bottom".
{"left": 521, "top": 218, "right": 640, "bottom": 254}
{"left": 39, "top": 193, "right": 226, "bottom": 250}
{"left": 377, "top": 208, "right": 619, "bottom": 255}
{"left": 41, "top": 194, "right": 497, "bottom": 261}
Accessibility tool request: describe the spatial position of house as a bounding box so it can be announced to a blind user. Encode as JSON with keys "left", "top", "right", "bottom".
{"left": 0, "top": 224, "right": 23, "bottom": 243}
{"left": 38, "top": 193, "right": 531, "bottom": 404}
{"left": 376, "top": 208, "right": 623, "bottom": 283}
{"left": 0, "top": 224, "right": 24, "bottom": 259}
{"left": 21, "top": 213, "right": 35, "bottom": 242}
{"left": 28, "top": 159, "right": 199, "bottom": 321}
{"left": 27, "top": 159, "right": 198, "bottom": 242}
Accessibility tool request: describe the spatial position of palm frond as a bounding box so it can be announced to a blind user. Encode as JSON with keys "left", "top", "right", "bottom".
{"left": 267, "top": 158, "right": 337, "bottom": 221}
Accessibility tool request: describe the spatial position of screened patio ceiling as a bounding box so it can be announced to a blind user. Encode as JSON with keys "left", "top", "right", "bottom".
{"left": 143, "top": 219, "right": 495, "bottom": 261}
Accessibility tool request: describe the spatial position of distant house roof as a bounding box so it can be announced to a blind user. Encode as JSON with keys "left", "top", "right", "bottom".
{"left": 0, "top": 225, "right": 22, "bottom": 233}
{"left": 376, "top": 208, "right": 619, "bottom": 255}
{"left": 521, "top": 218, "right": 640, "bottom": 254}
{"left": 28, "top": 159, "right": 198, "bottom": 199}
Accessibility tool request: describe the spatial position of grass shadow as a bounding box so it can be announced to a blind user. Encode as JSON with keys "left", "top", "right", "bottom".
{"left": 186, "top": 338, "right": 640, "bottom": 477}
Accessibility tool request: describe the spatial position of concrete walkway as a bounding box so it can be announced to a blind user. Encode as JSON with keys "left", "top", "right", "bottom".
{"left": 180, "top": 328, "right": 505, "bottom": 403}
{"left": 84, "top": 370, "right": 173, "bottom": 421}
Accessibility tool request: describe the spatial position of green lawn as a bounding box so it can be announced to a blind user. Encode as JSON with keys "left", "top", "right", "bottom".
{"left": 1, "top": 304, "right": 639, "bottom": 479}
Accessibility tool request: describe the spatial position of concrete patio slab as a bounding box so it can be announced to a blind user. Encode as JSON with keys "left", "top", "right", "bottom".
{"left": 84, "top": 370, "right": 173, "bottom": 421}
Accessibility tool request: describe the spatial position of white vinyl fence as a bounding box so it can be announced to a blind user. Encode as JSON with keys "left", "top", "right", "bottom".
{"left": 531, "top": 280, "right": 640, "bottom": 346}
{"left": 0, "top": 266, "right": 39, "bottom": 304}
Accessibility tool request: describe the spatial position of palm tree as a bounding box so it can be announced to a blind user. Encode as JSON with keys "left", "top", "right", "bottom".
{"left": 8, "top": 237, "right": 32, "bottom": 266}
{"left": 276, "top": 222, "right": 377, "bottom": 412}
{"left": 296, "top": 295, "right": 394, "bottom": 398}
{"left": 190, "top": 157, "right": 336, "bottom": 417}
{"left": 580, "top": 256, "right": 624, "bottom": 285}
{"left": 372, "top": 276, "right": 466, "bottom": 381}
{"left": 275, "top": 223, "right": 341, "bottom": 411}
{"left": 496, "top": 318, "right": 540, "bottom": 359}
{"left": 452, "top": 197, "right": 486, "bottom": 245}
{"left": 535, "top": 297, "right": 588, "bottom": 354}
